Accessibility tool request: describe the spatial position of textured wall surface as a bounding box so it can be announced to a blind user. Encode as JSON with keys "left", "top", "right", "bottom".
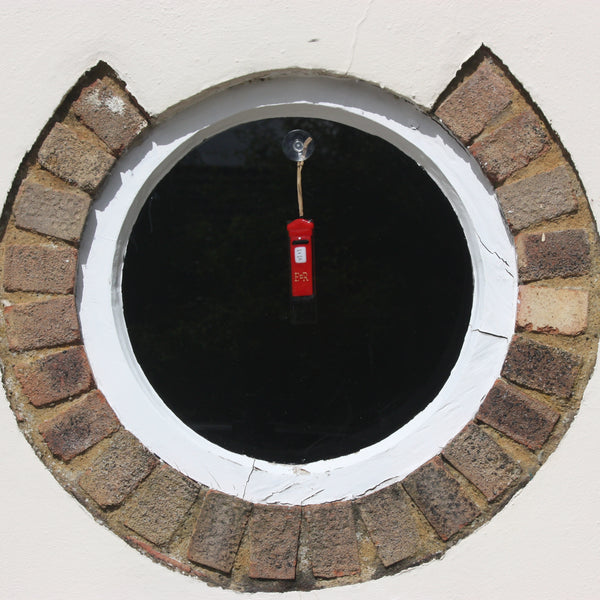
{"left": 2, "top": 2, "right": 600, "bottom": 599}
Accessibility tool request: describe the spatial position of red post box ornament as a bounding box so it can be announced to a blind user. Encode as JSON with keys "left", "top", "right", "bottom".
{"left": 282, "top": 129, "right": 317, "bottom": 313}
{"left": 287, "top": 218, "right": 315, "bottom": 298}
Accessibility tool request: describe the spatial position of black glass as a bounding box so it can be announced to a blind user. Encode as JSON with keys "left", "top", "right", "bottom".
{"left": 122, "top": 117, "right": 473, "bottom": 463}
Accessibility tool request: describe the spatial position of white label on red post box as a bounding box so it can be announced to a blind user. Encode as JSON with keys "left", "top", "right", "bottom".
{"left": 294, "top": 246, "right": 307, "bottom": 263}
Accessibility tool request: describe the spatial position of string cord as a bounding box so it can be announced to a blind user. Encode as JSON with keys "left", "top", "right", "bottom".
{"left": 296, "top": 136, "right": 312, "bottom": 217}
{"left": 296, "top": 161, "right": 304, "bottom": 217}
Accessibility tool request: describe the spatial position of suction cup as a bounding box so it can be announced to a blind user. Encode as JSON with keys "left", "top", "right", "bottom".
{"left": 282, "top": 129, "right": 315, "bottom": 162}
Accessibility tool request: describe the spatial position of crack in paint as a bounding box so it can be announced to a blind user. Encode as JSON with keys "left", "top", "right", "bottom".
{"left": 357, "top": 476, "right": 398, "bottom": 498}
{"left": 242, "top": 459, "right": 256, "bottom": 499}
{"left": 299, "top": 475, "right": 397, "bottom": 505}
{"left": 477, "top": 233, "right": 511, "bottom": 269}
{"left": 259, "top": 482, "right": 298, "bottom": 503}
{"left": 301, "top": 488, "right": 327, "bottom": 505}
{"left": 472, "top": 328, "right": 509, "bottom": 340}
{"left": 346, "top": 0, "right": 374, "bottom": 75}
{"left": 203, "top": 467, "right": 220, "bottom": 490}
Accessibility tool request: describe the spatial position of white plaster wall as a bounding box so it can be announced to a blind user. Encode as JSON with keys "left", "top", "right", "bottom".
{"left": 1, "top": 1, "right": 599, "bottom": 598}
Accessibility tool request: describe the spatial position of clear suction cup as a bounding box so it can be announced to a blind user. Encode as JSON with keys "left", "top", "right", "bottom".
{"left": 282, "top": 129, "right": 315, "bottom": 162}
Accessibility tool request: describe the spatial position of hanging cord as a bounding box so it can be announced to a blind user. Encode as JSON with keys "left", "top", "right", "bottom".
{"left": 296, "top": 161, "right": 304, "bottom": 217}
{"left": 296, "top": 137, "right": 312, "bottom": 217}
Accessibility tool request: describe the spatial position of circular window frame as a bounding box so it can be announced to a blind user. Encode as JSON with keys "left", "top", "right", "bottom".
{"left": 77, "top": 75, "right": 517, "bottom": 505}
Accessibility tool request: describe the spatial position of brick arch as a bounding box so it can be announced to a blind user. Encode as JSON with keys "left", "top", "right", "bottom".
{"left": 0, "top": 53, "right": 597, "bottom": 592}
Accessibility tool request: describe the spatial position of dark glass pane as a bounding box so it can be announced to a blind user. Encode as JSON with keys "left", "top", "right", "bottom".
{"left": 122, "top": 117, "right": 473, "bottom": 463}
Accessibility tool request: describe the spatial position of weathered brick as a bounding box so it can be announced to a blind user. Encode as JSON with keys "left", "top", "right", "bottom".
{"left": 402, "top": 456, "right": 480, "bottom": 541}
{"left": 14, "top": 175, "right": 91, "bottom": 242}
{"left": 4, "top": 296, "right": 80, "bottom": 351}
{"left": 188, "top": 490, "right": 251, "bottom": 574}
{"left": 496, "top": 165, "right": 578, "bottom": 232}
{"left": 515, "top": 229, "right": 591, "bottom": 281}
{"left": 126, "top": 536, "right": 192, "bottom": 574}
{"left": 73, "top": 77, "right": 148, "bottom": 155}
{"left": 356, "top": 485, "right": 420, "bottom": 567}
{"left": 304, "top": 501, "right": 360, "bottom": 579}
{"left": 435, "top": 58, "right": 513, "bottom": 144}
{"left": 79, "top": 430, "right": 157, "bottom": 508}
{"left": 469, "top": 110, "right": 550, "bottom": 185}
{"left": 477, "top": 379, "right": 560, "bottom": 449}
{"left": 517, "top": 285, "right": 588, "bottom": 336}
{"left": 38, "top": 122, "right": 115, "bottom": 193}
{"left": 501, "top": 335, "right": 581, "bottom": 397}
{"left": 39, "top": 390, "right": 119, "bottom": 461}
{"left": 4, "top": 245, "right": 77, "bottom": 294}
{"left": 249, "top": 504, "right": 301, "bottom": 580}
{"left": 442, "top": 423, "right": 521, "bottom": 501}
{"left": 14, "top": 346, "right": 93, "bottom": 407}
{"left": 123, "top": 464, "right": 199, "bottom": 546}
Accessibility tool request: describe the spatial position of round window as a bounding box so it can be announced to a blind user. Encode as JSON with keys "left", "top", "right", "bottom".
{"left": 122, "top": 117, "right": 473, "bottom": 464}
{"left": 78, "top": 76, "right": 516, "bottom": 504}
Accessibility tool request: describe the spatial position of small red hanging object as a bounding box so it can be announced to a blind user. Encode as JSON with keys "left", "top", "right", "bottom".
{"left": 287, "top": 218, "right": 315, "bottom": 298}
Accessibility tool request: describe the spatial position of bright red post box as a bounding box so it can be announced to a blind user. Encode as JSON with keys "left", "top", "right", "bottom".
{"left": 287, "top": 218, "right": 315, "bottom": 298}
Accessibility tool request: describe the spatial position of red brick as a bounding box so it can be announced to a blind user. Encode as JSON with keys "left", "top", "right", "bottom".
{"left": 356, "top": 485, "right": 420, "bottom": 567}
{"left": 496, "top": 165, "right": 578, "bottom": 232}
{"left": 4, "top": 245, "right": 77, "bottom": 294}
{"left": 14, "top": 346, "right": 93, "bottom": 407}
{"left": 442, "top": 423, "right": 521, "bottom": 501}
{"left": 14, "top": 175, "right": 91, "bottom": 243}
{"left": 477, "top": 380, "right": 560, "bottom": 450}
{"left": 435, "top": 58, "right": 513, "bottom": 144}
{"left": 38, "top": 122, "right": 115, "bottom": 193}
{"left": 249, "top": 504, "right": 301, "bottom": 580}
{"left": 517, "top": 285, "right": 588, "bottom": 336}
{"left": 304, "top": 501, "right": 360, "bottom": 579}
{"left": 123, "top": 464, "right": 199, "bottom": 546}
{"left": 79, "top": 430, "right": 157, "bottom": 508}
{"left": 73, "top": 77, "right": 148, "bottom": 155}
{"left": 402, "top": 456, "right": 480, "bottom": 541}
{"left": 188, "top": 490, "right": 251, "bottom": 574}
{"left": 4, "top": 296, "right": 80, "bottom": 351}
{"left": 39, "top": 390, "right": 119, "bottom": 461}
{"left": 469, "top": 110, "right": 550, "bottom": 185}
{"left": 501, "top": 335, "right": 581, "bottom": 397}
{"left": 515, "top": 229, "right": 591, "bottom": 281}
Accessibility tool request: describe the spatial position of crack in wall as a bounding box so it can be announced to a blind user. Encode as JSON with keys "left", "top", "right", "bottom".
{"left": 346, "top": 0, "right": 374, "bottom": 75}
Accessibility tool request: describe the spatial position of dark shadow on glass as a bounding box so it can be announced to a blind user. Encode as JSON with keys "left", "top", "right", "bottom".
{"left": 122, "top": 117, "right": 473, "bottom": 464}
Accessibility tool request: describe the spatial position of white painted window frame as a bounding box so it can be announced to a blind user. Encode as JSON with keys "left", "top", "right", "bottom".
{"left": 78, "top": 76, "right": 517, "bottom": 505}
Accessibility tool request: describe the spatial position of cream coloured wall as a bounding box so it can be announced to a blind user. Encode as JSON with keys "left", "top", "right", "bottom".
{"left": 1, "top": 1, "right": 599, "bottom": 598}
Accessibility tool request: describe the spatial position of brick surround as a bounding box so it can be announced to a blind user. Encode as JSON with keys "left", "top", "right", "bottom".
{"left": 0, "top": 52, "right": 598, "bottom": 592}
